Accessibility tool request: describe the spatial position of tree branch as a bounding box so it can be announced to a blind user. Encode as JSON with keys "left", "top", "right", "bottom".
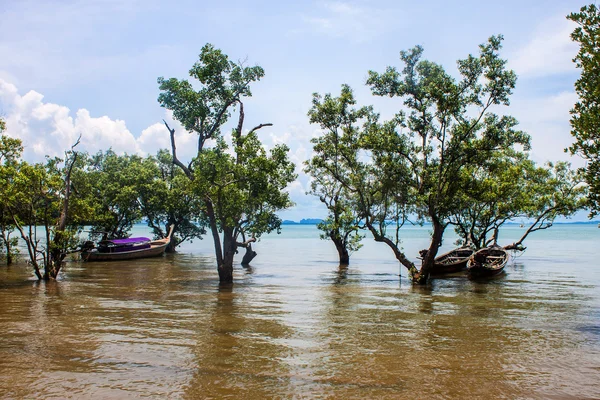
{"left": 164, "top": 120, "right": 192, "bottom": 178}
{"left": 503, "top": 208, "right": 558, "bottom": 251}
{"left": 248, "top": 123, "right": 273, "bottom": 135}
{"left": 235, "top": 101, "right": 244, "bottom": 143}
{"left": 236, "top": 237, "right": 256, "bottom": 248}
{"left": 57, "top": 138, "right": 80, "bottom": 232}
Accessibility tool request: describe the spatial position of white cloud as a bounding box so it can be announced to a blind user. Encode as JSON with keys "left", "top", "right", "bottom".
{"left": 270, "top": 130, "right": 292, "bottom": 146}
{"left": 0, "top": 79, "right": 139, "bottom": 160}
{"left": 514, "top": 90, "right": 577, "bottom": 124}
{"left": 138, "top": 116, "right": 198, "bottom": 161}
{"left": 509, "top": 15, "right": 578, "bottom": 78}
{"left": 280, "top": 178, "right": 327, "bottom": 221}
{"left": 511, "top": 90, "right": 581, "bottom": 167}
{"left": 0, "top": 78, "right": 193, "bottom": 161}
{"left": 302, "top": 1, "right": 391, "bottom": 43}
{"left": 0, "top": 78, "right": 318, "bottom": 219}
{"left": 286, "top": 180, "right": 307, "bottom": 197}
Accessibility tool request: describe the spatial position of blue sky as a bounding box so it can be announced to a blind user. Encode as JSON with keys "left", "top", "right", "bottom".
{"left": 0, "top": 0, "right": 590, "bottom": 220}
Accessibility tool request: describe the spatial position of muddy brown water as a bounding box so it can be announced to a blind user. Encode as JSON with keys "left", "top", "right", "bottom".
{"left": 1, "top": 225, "right": 599, "bottom": 399}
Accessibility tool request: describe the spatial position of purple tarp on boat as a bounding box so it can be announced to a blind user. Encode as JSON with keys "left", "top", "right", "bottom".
{"left": 111, "top": 243, "right": 151, "bottom": 252}
{"left": 102, "top": 237, "right": 151, "bottom": 245}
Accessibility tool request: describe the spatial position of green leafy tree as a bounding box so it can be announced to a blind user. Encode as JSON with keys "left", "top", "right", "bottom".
{"left": 305, "top": 85, "right": 364, "bottom": 264}
{"left": 364, "top": 36, "right": 530, "bottom": 282}
{"left": 80, "top": 150, "right": 203, "bottom": 251}
{"left": 158, "top": 44, "right": 296, "bottom": 283}
{"left": 450, "top": 154, "right": 586, "bottom": 250}
{"left": 308, "top": 86, "right": 417, "bottom": 274}
{"left": 10, "top": 144, "right": 86, "bottom": 280}
{"left": 85, "top": 150, "right": 143, "bottom": 240}
{"left": 449, "top": 151, "right": 530, "bottom": 249}
{"left": 0, "top": 121, "right": 22, "bottom": 264}
{"left": 136, "top": 150, "right": 206, "bottom": 252}
{"left": 503, "top": 161, "right": 587, "bottom": 250}
{"left": 567, "top": 4, "right": 600, "bottom": 216}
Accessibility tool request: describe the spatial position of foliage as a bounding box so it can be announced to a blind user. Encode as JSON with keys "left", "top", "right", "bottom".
{"left": 158, "top": 44, "right": 265, "bottom": 156}
{"left": 305, "top": 85, "right": 364, "bottom": 264}
{"left": 79, "top": 150, "right": 204, "bottom": 251}
{"left": 10, "top": 149, "right": 85, "bottom": 280}
{"left": 567, "top": 4, "right": 600, "bottom": 216}
{"left": 1, "top": 121, "right": 87, "bottom": 276}
{"left": 449, "top": 155, "right": 587, "bottom": 250}
{"left": 308, "top": 36, "right": 582, "bottom": 283}
{"left": 84, "top": 150, "right": 144, "bottom": 240}
{"left": 307, "top": 85, "right": 417, "bottom": 273}
{"left": 137, "top": 150, "right": 206, "bottom": 251}
{"left": 361, "top": 35, "right": 529, "bottom": 281}
{"left": 158, "top": 44, "right": 296, "bottom": 282}
{"left": 0, "top": 122, "right": 22, "bottom": 264}
{"left": 502, "top": 161, "right": 587, "bottom": 250}
{"left": 191, "top": 133, "right": 296, "bottom": 240}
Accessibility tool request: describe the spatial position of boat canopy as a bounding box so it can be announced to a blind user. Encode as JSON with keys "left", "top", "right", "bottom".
{"left": 100, "top": 237, "right": 151, "bottom": 246}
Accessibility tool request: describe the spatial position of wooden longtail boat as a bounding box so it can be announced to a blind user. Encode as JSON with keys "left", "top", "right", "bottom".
{"left": 466, "top": 245, "right": 509, "bottom": 277}
{"left": 429, "top": 247, "right": 474, "bottom": 275}
{"left": 82, "top": 227, "right": 173, "bottom": 262}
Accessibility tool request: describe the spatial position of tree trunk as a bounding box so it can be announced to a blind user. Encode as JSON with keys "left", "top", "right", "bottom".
{"left": 166, "top": 241, "right": 176, "bottom": 253}
{"left": 218, "top": 251, "right": 235, "bottom": 282}
{"left": 48, "top": 230, "right": 68, "bottom": 280}
{"left": 218, "top": 261, "right": 234, "bottom": 282}
{"left": 4, "top": 236, "right": 12, "bottom": 265}
{"left": 241, "top": 243, "right": 257, "bottom": 265}
{"left": 238, "top": 236, "right": 257, "bottom": 265}
{"left": 218, "top": 229, "right": 236, "bottom": 283}
{"left": 165, "top": 222, "right": 177, "bottom": 253}
{"left": 13, "top": 221, "right": 42, "bottom": 279}
{"left": 332, "top": 237, "right": 350, "bottom": 265}
{"left": 45, "top": 146, "right": 79, "bottom": 280}
{"left": 206, "top": 202, "right": 223, "bottom": 267}
{"left": 365, "top": 220, "right": 419, "bottom": 276}
{"left": 414, "top": 218, "right": 445, "bottom": 284}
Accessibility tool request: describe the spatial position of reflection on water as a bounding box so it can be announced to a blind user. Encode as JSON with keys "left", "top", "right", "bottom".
{"left": 0, "top": 225, "right": 599, "bottom": 399}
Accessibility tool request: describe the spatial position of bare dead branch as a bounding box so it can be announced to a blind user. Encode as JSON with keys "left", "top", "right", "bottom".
{"left": 235, "top": 101, "right": 244, "bottom": 143}
{"left": 164, "top": 120, "right": 192, "bottom": 178}
{"left": 248, "top": 123, "right": 273, "bottom": 136}
{"left": 236, "top": 237, "right": 256, "bottom": 248}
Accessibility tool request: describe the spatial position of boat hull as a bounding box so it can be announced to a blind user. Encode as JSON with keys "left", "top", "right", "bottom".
{"left": 431, "top": 259, "right": 469, "bottom": 275}
{"left": 429, "top": 247, "right": 474, "bottom": 275}
{"left": 467, "top": 246, "right": 509, "bottom": 278}
{"left": 82, "top": 240, "right": 169, "bottom": 262}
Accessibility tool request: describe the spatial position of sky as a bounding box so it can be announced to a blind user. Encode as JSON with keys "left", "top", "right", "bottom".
{"left": 0, "top": 0, "right": 591, "bottom": 221}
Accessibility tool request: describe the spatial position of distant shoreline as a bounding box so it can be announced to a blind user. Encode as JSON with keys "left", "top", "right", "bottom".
{"left": 282, "top": 219, "right": 323, "bottom": 225}
{"left": 281, "top": 219, "right": 600, "bottom": 226}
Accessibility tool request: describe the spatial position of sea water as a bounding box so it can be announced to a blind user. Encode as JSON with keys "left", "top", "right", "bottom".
{"left": 0, "top": 223, "right": 599, "bottom": 398}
